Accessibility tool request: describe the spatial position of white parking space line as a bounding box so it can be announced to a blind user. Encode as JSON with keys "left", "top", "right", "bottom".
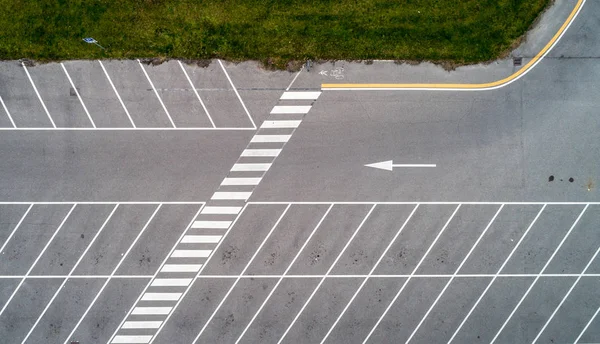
{"left": 0, "top": 204, "right": 33, "bottom": 254}
{"left": 160, "top": 264, "right": 202, "bottom": 273}
{"left": 141, "top": 293, "right": 182, "bottom": 301}
{"left": 217, "top": 59, "right": 256, "bottom": 129}
{"left": 0, "top": 204, "right": 76, "bottom": 318}
{"left": 60, "top": 62, "right": 96, "bottom": 128}
{"left": 177, "top": 60, "right": 215, "bottom": 128}
{"left": 251, "top": 135, "right": 292, "bottom": 143}
{"left": 98, "top": 60, "right": 136, "bottom": 128}
{"left": 170, "top": 250, "right": 212, "bottom": 258}
{"left": 241, "top": 149, "right": 281, "bottom": 157}
{"left": 137, "top": 59, "right": 176, "bottom": 128}
{"left": 285, "top": 68, "right": 303, "bottom": 91}
{"left": 122, "top": 321, "right": 162, "bottom": 329}
{"left": 63, "top": 204, "right": 162, "bottom": 344}
{"left": 20, "top": 204, "right": 119, "bottom": 344}
{"left": 221, "top": 177, "right": 262, "bottom": 186}
{"left": 201, "top": 206, "right": 242, "bottom": 214}
{"left": 191, "top": 220, "right": 232, "bottom": 229}
{"left": 278, "top": 205, "right": 377, "bottom": 344}
{"left": 574, "top": 306, "right": 600, "bottom": 344}
{"left": 404, "top": 205, "right": 504, "bottom": 344}
{"left": 280, "top": 91, "right": 321, "bottom": 100}
{"left": 490, "top": 205, "right": 589, "bottom": 344}
{"left": 319, "top": 204, "right": 420, "bottom": 344}
{"left": 447, "top": 205, "right": 547, "bottom": 344}
{"left": 0, "top": 95, "right": 16, "bottom": 128}
{"left": 270, "top": 105, "right": 312, "bottom": 114}
{"left": 22, "top": 62, "right": 55, "bottom": 128}
{"left": 235, "top": 204, "right": 334, "bottom": 343}
{"left": 112, "top": 335, "right": 152, "bottom": 344}
{"left": 231, "top": 163, "right": 272, "bottom": 171}
{"left": 532, "top": 247, "right": 600, "bottom": 344}
{"left": 181, "top": 235, "right": 222, "bottom": 244}
{"left": 211, "top": 192, "right": 252, "bottom": 200}
{"left": 260, "top": 120, "right": 302, "bottom": 129}
{"left": 192, "top": 205, "right": 292, "bottom": 344}
{"left": 362, "top": 204, "right": 461, "bottom": 344}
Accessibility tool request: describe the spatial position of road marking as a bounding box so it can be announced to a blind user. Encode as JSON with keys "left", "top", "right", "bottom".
{"left": 261, "top": 120, "right": 302, "bottom": 129}
{"left": 61, "top": 62, "right": 96, "bottom": 128}
{"left": 122, "top": 321, "right": 163, "bottom": 329}
{"left": 63, "top": 205, "right": 162, "bottom": 344}
{"left": 112, "top": 336, "right": 152, "bottom": 344}
{"left": 231, "top": 163, "right": 272, "bottom": 171}
{"left": 137, "top": 59, "right": 176, "bottom": 128}
{"left": 270, "top": 105, "right": 312, "bottom": 114}
{"left": 132, "top": 307, "right": 172, "bottom": 315}
{"left": 201, "top": 206, "right": 242, "bottom": 214}
{"left": 285, "top": 68, "right": 303, "bottom": 91}
{"left": 170, "top": 250, "right": 212, "bottom": 258}
{"left": 322, "top": 0, "right": 586, "bottom": 91}
{"left": 160, "top": 264, "right": 203, "bottom": 273}
{"left": 218, "top": 59, "right": 256, "bottom": 129}
{"left": 241, "top": 149, "right": 281, "bottom": 157}
{"left": 211, "top": 192, "right": 252, "bottom": 200}
{"left": 362, "top": 204, "right": 461, "bottom": 343}
{"left": 278, "top": 205, "right": 377, "bottom": 344}
{"left": 221, "top": 177, "right": 262, "bottom": 186}
{"left": 0, "top": 95, "right": 16, "bottom": 128}
{"left": 0, "top": 127, "right": 256, "bottom": 131}
{"left": 141, "top": 293, "right": 182, "bottom": 301}
{"left": 177, "top": 60, "right": 216, "bottom": 128}
{"left": 251, "top": 135, "right": 292, "bottom": 143}
{"left": 574, "top": 306, "right": 600, "bottom": 344}
{"left": 365, "top": 160, "right": 436, "bottom": 171}
{"left": 192, "top": 205, "right": 292, "bottom": 344}
{"left": 181, "top": 235, "right": 222, "bottom": 244}
{"left": 192, "top": 220, "right": 232, "bottom": 229}
{"left": 0, "top": 204, "right": 33, "bottom": 254}
{"left": 98, "top": 60, "right": 136, "bottom": 128}
{"left": 532, "top": 247, "right": 600, "bottom": 344}
{"left": 490, "top": 205, "right": 588, "bottom": 344}
{"left": 150, "top": 278, "right": 193, "bottom": 287}
{"left": 447, "top": 204, "right": 547, "bottom": 343}
{"left": 22, "top": 62, "right": 56, "bottom": 128}
{"left": 280, "top": 91, "right": 321, "bottom": 100}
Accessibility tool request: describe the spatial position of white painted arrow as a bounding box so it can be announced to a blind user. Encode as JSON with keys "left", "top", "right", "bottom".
{"left": 365, "top": 160, "right": 436, "bottom": 171}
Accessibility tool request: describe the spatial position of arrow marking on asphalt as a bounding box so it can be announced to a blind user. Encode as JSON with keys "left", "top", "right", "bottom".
{"left": 365, "top": 160, "right": 436, "bottom": 171}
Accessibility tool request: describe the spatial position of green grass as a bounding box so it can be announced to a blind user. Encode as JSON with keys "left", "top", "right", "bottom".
{"left": 0, "top": 0, "right": 550, "bottom": 69}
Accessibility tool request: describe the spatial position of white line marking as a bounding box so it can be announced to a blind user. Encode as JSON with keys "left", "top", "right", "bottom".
{"left": 260, "top": 120, "right": 302, "bottom": 129}
{"left": 574, "top": 306, "right": 600, "bottom": 344}
{"left": 192, "top": 205, "right": 292, "bottom": 344}
{"left": 62, "top": 205, "right": 162, "bottom": 344}
{"left": 0, "top": 204, "right": 76, "bottom": 318}
{"left": 0, "top": 204, "right": 33, "bottom": 254}
{"left": 278, "top": 204, "right": 377, "bottom": 344}
{"left": 141, "top": 292, "right": 182, "bottom": 301}
{"left": 98, "top": 60, "right": 136, "bottom": 128}
{"left": 177, "top": 60, "right": 215, "bottom": 128}
{"left": 235, "top": 204, "right": 334, "bottom": 344}
{"left": 21, "top": 204, "right": 119, "bottom": 344}
{"left": 320, "top": 204, "right": 420, "bottom": 344}
{"left": 270, "top": 105, "right": 312, "bottom": 114}
{"left": 112, "top": 336, "right": 152, "bottom": 344}
{"left": 0, "top": 127, "right": 256, "bottom": 131}
{"left": 0, "top": 95, "right": 16, "bottom": 128}
{"left": 201, "top": 206, "right": 242, "bottom": 214}
{"left": 281, "top": 91, "right": 321, "bottom": 100}
{"left": 447, "top": 204, "right": 547, "bottom": 343}
{"left": 251, "top": 135, "right": 291, "bottom": 143}
{"left": 221, "top": 177, "right": 262, "bottom": 186}
{"left": 131, "top": 307, "right": 173, "bottom": 315}
{"left": 363, "top": 204, "right": 461, "bottom": 343}
{"left": 241, "top": 149, "right": 281, "bottom": 157}
{"left": 181, "top": 235, "right": 222, "bottom": 244}
{"left": 211, "top": 192, "right": 252, "bottom": 200}
{"left": 137, "top": 59, "right": 176, "bottom": 128}
{"left": 150, "top": 278, "right": 192, "bottom": 286}
{"left": 161, "top": 264, "right": 203, "bottom": 273}
{"left": 170, "top": 250, "right": 212, "bottom": 258}
{"left": 22, "top": 62, "right": 55, "bottom": 128}
{"left": 122, "top": 321, "right": 162, "bottom": 329}
{"left": 0, "top": 202, "right": 203, "bottom": 205}
{"left": 192, "top": 220, "right": 232, "bottom": 229}
{"left": 217, "top": 59, "right": 256, "bottom": 128}
{"left": 251, "top": 202, "right": 600, "bottom": 205}
{"left": 60, "top": 62, "right": 96, "bottom": 128}
{"left": 231, "top": 163, "right": 272, "bottom": 171}
{"left": 405, "top": 205, "right": 504, "bottom": 344}
{"left": 490, "top": 204, "right": 589, "bottom": 344}
{"left": 532, "top": 247, "right": 600, "bottom": 344}
{"left": 285, "top": 68, "right": 303, "bottom": 91}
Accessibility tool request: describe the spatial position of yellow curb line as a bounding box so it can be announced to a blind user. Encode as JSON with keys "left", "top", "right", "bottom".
{"left": 322, "top": 0, "right": 585, "bottom": 90}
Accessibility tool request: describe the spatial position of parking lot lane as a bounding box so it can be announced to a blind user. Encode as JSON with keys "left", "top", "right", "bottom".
{"left": 73, "top": 205, "right": 156, "bottom": 275}
{"left": 0, "top": 61, "right": 52, "bottom": 127}
{"left": 0, "top": 279, "right": 19, "bottom": 311}
{"left": 62, "top": 61, "right": 134, "bottom": 128}
{"left": 534, "top": 276, "right": 600, "bottom": 344}
{"left": 502, "top": 205, "right": 583, "bottom": 274}
{"left": 493, "top": 276, "right": 576, "bottom": 344}
{"left": 27, "top": 63, "right": 91, "bottom": 128}
{"left": 202, "top": 204, "right": 288, "bottom": 275}
{"left": 0, "top": 204, "right": 72, "bottom": 275}
{"left": 459, "top": 204, "right": 542, "bottom": 274}
{"left": 450, "top": 276, "right": 534, "bottom": 343}
{"left": 102, "top": 60, "right": 172, "bottom": 128}
{"left": 240, "top": 277, "right": 321, "bottom": 343}
{"left": 115, "top": 204, "right": 199, "bottom": 275}
{"left": 373, "top": 205, "right": 456, "bottom": 275}
{"left": 0, "top": 204, "right": 31, "bottom": 249}
{"left": 23, "top": 278, "right": 105, "bottom": 344}
{"left": 287, "top": 205, "right": 372, "bottom": 275}
{"left": 0, "top": 278, "right": 63, "bottom": 342}
{"left": 332, "top": 204, "right": 415, "bottom": 275}
{"left": 66, "top": 278, "right": 148, "bottom": 344}
{"left": 31, "top": 204, "right": 113, "bottom": 275}
{"left": 246, "top": 204, "right": 329, "bottom": 275}
{"left": 239, "top": 90, "right": 289, "bottom": 129}
{"left": 280, "top": 277, "right": 363, "bottom": 344}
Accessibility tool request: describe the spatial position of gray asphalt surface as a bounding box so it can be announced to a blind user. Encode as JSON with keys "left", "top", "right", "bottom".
{"left": 0, "top": 0, "right": 598, "bottom": 343}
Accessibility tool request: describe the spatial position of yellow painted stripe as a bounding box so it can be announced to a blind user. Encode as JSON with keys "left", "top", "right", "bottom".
{"left": 322, "top": 0, "right": 584, "bottom": 90}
